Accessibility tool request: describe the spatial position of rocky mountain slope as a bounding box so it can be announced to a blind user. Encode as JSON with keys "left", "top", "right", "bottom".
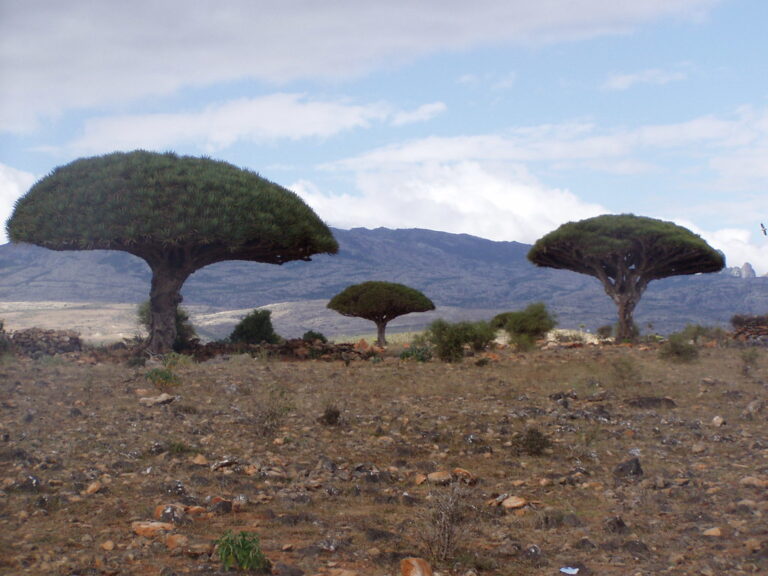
{"left": 1, "top": 227, "right": 765, "bottom": 338}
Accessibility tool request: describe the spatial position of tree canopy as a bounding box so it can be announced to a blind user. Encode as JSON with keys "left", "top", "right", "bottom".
{"left": 7, "top": 150, "right": 339, "bottom": 353}
{"left": 327, "top": 281, "right": 435, "bottom": 346}
{"left": 527, "top": 214, "right": 724, "bottom": 341}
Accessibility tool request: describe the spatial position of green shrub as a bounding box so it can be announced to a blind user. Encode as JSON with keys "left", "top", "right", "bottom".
{"left": 145, "top": 367, "right": 180, "bottom": 388}
{"left": 426, "top": 319, "right": 494, "bottom": 362}
{"left": 0, "top": 320, "right": 12, "bottom": 356}
{"left": 230, "top": 309, "right": 280, "bottom": 345}
{"left": 400, "top": 344, "right": 433, "bottom": 362}
{"left": 492, "top": 302, "right": 556, "bottom": 340}
{"left": 216, "top": 530, "right": 271, "bottom": 573}
{"left": 137, "top": 301, "right": 197, "bottom": 351}
{"left": 659, "top": 333, "right": 699, "bottom": 362}
{"left": 302, "top": 330, "right": 327, "bottom": 343}
{"left": 596, "top": 324, "right": 614, "bottom": 339}
{"left": 679, "top": 323, "right": 727, "bottom": 345}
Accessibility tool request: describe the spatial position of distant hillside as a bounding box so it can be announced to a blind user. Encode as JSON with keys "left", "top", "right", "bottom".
{"left": 1, "top": 227, "right": 766, "bottom": 336}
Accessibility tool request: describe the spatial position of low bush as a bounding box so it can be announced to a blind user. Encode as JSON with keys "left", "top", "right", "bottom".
{"left": 301, "top": 330, "right": 327, "bottom": 343}
{"left": 659, "top": 333, "right": 699, "bottom": 362}
{"left": 492, "top": 302, "right": 556, "bottom": 342}
{"left": 229, "top": 309, "right": 280, "bottom": 345}
{"left": 216, "top": 530, "right": 271, "bottom": 573}
{"left": 426, "top": 319, "right": 495, "bottom": 362}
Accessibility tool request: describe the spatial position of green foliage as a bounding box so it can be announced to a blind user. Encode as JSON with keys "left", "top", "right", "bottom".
{"left": 229, "top": 310, "right": 280, "bottom": 345}
{"left": 328, "top": 281, "right": 434, "bottom": 345}
{"left": 596, "top": 324, "right": 614, "bottom": 339}
{"left": 328, "top": 281, "right": 434, "bottom": 322}
{"left": 528, "top": 214, "right": 725, "bottom": 276}
{"left": 492, "top": 302, "right": 556, "bottom": 341}
{"left": 400, "top": 343, "right": 434, "bottom": 362}
{"left": 528, "top": 214, "right": 724, "bottom": 342}
{"left": 216, "top": 530, "right": 271, "bottom": 573}
{"left": 426, "top": 319, "right": 495, "bottom": 362}
{"left": 145, "top": 367, "right": 180, "bottom": 388}
{"left": 0, "top": 320, "right": 11, "bottom": 356}
{"left": 8, "top": 151, "right": 339, "bottom": 257}
{"left": 740, "top": 348, "right": 760, "bottom": 376}
{"left": 659, "top": 333, "right": 699, "bottom": 362}
{"left": 302, "top": 330, "right": 327, "bottom": 343}
{"left": 679, "top": 323, "right": 728, "bottom": 345}
{"left": 137, "top": 301, "right": 197, "bottom": 351}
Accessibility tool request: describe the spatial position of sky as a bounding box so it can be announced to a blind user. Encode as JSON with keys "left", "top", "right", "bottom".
{"left": 1, "top": 0, "right": 767, "bottom": 273}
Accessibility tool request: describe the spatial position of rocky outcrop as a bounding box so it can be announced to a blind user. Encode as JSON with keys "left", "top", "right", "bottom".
{"left": 10, "top": 327, "right": 83, "bottom": 357}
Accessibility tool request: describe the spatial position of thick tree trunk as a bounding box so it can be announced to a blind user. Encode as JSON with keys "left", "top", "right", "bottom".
{"left": 615, "top": 295, "right": 638, "bottom": 342}
{"left": 148, "top": 266, "right": 190, "bottom": 355}
{"left": 375, "top": 321, "right": 388, "bottom": 347}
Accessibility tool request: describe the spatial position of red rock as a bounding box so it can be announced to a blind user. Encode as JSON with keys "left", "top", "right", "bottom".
{"left": 401, "top": 557, "right": 433, "bottom": 576}
{"left": 131, "top": 521, "right": 175, "bottom": 538}
{"left": 427, "top": 471, "right": 452, "bottom": 485}
{"left": 165, "top": 533, "right": 189, "bottom": 550}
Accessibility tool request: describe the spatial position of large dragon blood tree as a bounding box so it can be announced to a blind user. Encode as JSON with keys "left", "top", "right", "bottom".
{"left": 528, "top": 214, "right": 725, "bottom": 342}
{"left": 6, "top": 150, "right": 339, "bottom": 353}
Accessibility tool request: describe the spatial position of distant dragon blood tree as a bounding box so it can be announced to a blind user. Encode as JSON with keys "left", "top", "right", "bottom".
{"left": 327, "top": 281, "right": 435, "bottom": 346}
{"left": 528, "top": 214, "right": 725, "bottom": 342}
{"left": 7, "top": 151, "right": 339, "bottom": 354}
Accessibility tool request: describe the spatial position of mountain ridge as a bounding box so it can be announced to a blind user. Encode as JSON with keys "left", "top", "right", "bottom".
{"left": 1, "top": 227, "right": 765, "bottom": 337}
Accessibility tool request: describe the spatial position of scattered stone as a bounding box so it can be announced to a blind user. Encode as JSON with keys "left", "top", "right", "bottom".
{"left": 165, "top": 533, "right": 189, "bottom": 550}
{"left": 501, "top": 495, "right": 528, "bottom": 510}
{"left": 702, "top": 527, "right": 722, "bottom": 537}
{"left": 401, "top": 557, "right": 433, "bottom": 576}
{"left": 138, "top": 393, "right": 175, "bottom": 407}
{"left": 627, "top": 397, "right": 676, "bottom": 409}
{"left": 191, "top": 454, "right": 208, "bottom": 466}
{"left": 100, "top": 540, "right": 115, "bottom": 551}
{"left": 742, "top": 399, "right": 765, "bottom": 419}
{"left": 691, "top": 443, "right": 707, "bottom": 454}
{"left": 84, "top": 481, "right": 102, "bottom": 495}
{"left": 712, "top": 415, "right": 725, "bottom": 427}
{"left": 131, "top": 521, "right": 175, "bottom": 538}
{"left": 614, "top": 458, "right": 643, "bottom": 480}
{"left": 273, "top": 563, "right": 305, "bottom": 576}
{"left": 604, "top": 516, "right": 628, "bottom": 534}
{"left": 426, "top": 471, "right": 452, "bottom": 485}
{"left": 740, "top": 476, "right": 768, "bottom": 489}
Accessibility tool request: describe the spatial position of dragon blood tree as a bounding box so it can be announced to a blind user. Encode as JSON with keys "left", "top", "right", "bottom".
{"left": 7, "top": 150, "right": 339, "bottom": 353}
{"left": 528, "top": 214, "right": 724, "bottom": 342}
{"left": 327, "top": 281, "right": 435, "bottom": 346}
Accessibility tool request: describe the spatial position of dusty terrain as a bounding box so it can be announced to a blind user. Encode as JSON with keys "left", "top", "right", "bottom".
{"left": 0, "top": 342, "right": 767, "bottom": 576}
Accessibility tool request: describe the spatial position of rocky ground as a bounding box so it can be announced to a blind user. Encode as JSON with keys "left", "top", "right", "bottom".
{"left": 0, "top": 341, "right": 767, "bottom": 576}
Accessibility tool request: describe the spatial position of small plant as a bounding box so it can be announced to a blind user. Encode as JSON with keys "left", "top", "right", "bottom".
{"left": 230, "top": 309, "right": 280, "bottom": 345}
{"left": 318, "top": 404, "right": 341, "bottom": 426}
{"left": 426, "top": 319, "right": 495, "bottom": 362}
{"left": 302, "top": 330, "right": 327, "bottom": 343}
{"left": 216, "top": 530, "right": 272, "bottom": 573}
{"left": 421, "top": 486, "right": 467, "bottom": 564}
{"left": 0, "top": 319, "right": 13, "bottom": 357}
{"left": 252, "top": 384, "right": 292, "bottom": 436}
{"left": 518, "top": 427, "right": 552, "bottom": 456}
{"left": 400, "top": 344, "right": 433, "bottom": 362}
{"left": 741, "top": 348, "right": 760, "bottom": 376}
{"left": 596, "top": 324, "right": 614, "bottom": 340}
{"left": 610, "top": 356, "right": 641, "bottom": 386}
{"left": 658, "top": 333, "right": 699, "bottom": 362}
{"left": 145, "top": 367, "right": 180, "bottom": 389}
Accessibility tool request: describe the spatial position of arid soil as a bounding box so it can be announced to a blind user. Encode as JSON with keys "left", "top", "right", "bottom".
{"left": 0, "top": 343, "right": 766, "bottom": 576}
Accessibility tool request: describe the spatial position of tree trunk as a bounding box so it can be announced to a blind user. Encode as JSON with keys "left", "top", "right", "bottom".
{"left": 615, "top": 295, "right": 638, "bottom": 343}
{"left": 375, "top": 321, "right": 388, "bottom": 347}
{"left": 148, "top": 265, "right": 190, "bottom": 355}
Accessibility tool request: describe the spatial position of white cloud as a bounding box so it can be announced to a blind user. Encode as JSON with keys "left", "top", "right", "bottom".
{"left": 1, "top": 0, "right": 720, "bottom": 132}
{"left": 64, "top": 94, "right": 390, "bottom": 154}
{"left": 295, "top": 162, "right": 606, "bottom": 244}
{"left": 391, "top": 102, "right": 447, "bottom": 126}
{"left": 672, "top": 219, "right": 768, "bottom": 275}
{"left": 603, "top": 68, "right": 688, "bottom": 91}
{"left": 0, "top": 164, "right": 37, "bottom": 243}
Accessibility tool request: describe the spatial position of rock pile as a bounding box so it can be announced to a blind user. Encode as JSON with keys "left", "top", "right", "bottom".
{"left": 9, "top": 327, "right": 83, "bottom": 357}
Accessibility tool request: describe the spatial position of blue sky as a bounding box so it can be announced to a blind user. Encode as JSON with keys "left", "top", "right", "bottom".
{"left": 1, "top": 0, "right": 766, "bottom": 273}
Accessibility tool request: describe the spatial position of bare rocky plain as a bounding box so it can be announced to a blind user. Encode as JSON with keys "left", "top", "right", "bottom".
{"left": 1, "top": 338, "right": 767, "bottom": 576}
